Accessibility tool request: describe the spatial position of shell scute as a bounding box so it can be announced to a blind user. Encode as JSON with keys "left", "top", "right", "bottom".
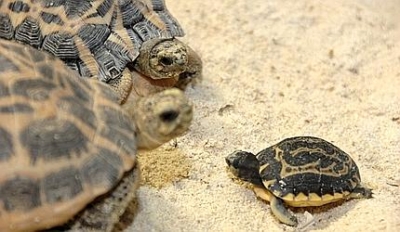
{"left": 42, "top": 167, "right": 84, "bottom": 204}
{"left": 259, "top": 136, "right": 362, "bottom": 201}
{"left": 0, "top": 177, "right": 41, "bottom": 212}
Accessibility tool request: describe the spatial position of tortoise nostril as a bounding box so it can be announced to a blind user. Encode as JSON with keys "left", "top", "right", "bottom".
{"left": 160, "top": 110, "right": 179, "bottom": 122}
{"left": 159, "top": 57, "right": 173, "bottom": 66}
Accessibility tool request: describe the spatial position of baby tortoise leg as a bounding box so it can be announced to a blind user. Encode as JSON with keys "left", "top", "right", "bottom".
{"left": 53, "top": 167, "right": 140, "bottom": 232}
{"left": 348, "top": 185, "right": 373, "bottom": 199}
{"left": 253, "top": 186, "right": 298, "bottom": 226}
{"left": 270, "top": 194, "right": 298, "bottom": 226}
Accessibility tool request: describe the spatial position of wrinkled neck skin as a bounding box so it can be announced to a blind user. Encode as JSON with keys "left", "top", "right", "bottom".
{"left": 121, "top": 70, "right": 172, "bottom": 107}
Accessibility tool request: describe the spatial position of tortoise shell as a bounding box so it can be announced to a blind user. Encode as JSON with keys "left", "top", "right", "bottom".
{"left": 0, "top": 0, "right": 183, "bottom": 82}
{"left": 257, "top": 136, "right": 362, "bottom": 206}
{"left": 0, "top": 39, "right": 137, "bottom": 231}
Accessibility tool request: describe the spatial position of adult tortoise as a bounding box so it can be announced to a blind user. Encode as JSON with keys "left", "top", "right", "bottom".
{"left": 0, "top": 0, "right": 202, "bottom": 103}
{"left": 0, "top": 37, "right": 192, "bottom": 231}
{"left": 226, "top": 136, "right": 372, "bottom": 226}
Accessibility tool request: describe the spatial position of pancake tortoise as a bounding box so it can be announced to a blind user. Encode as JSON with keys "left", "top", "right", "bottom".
{"left": 225, "top": 136, "right": 373, "bottom": 226}
{"left": 0, "top": 38, "right": 192, "bottom": 231}
{"left": 0, "top": 0, "right": 202, "bottom": 103}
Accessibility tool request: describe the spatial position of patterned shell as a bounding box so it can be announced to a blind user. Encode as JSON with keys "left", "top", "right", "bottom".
{"left": 0, "top": 0, "right": 183, "bottom": 83}
{"left": 257, "top": 136, "right": 362, "bottom": 204}
{"left": 0, "top": 39, "right": 137, "bottom": 231}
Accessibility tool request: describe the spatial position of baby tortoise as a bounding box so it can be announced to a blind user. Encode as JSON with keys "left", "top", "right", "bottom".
{"left": 226, "top": 136, "right": 372, "bottom": 226}
{"left": 0, "top": 39, "right": 192, "bottom": 232}
{"left": 0, "top": 0, "right": 202, "bottom": 103}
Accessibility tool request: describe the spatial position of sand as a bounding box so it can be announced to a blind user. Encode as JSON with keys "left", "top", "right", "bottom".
{"left": 128, "top": 0, "right": 400, "bottom": 231}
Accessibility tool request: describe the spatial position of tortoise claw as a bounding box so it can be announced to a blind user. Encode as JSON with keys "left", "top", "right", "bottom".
{"left": 270, "top": 194, "right": 298, "bottom": 226}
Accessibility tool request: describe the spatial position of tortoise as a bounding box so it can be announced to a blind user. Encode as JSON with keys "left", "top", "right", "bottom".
{"left": 225, "top": 136, "right": 373, "bottom": 226}
{"left": 0, "top": 0, "right": 202, "bottom": 103}
{"left": 0, "top": 37, "right": 193, "bottom": 232}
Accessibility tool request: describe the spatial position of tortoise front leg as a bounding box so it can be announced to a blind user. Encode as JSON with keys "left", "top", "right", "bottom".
{"left": 270, "top": 194, "right": 298, "bottom": 226}
{"left": 348, "top": 185, "right": 373, "bottom": 199}
{"left": 108, "top": 69, "right": 133, "bottom": 104}
{"left": 253, "top": 186, "right": 298, "bottom": 226}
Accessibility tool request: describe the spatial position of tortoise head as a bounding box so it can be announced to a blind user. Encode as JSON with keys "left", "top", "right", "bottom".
{"left": 225, "top": 151, "right": 263, "bottom": 186}
{"left": 135, "top": 38, "right": 202, "bottom": 89}
{"left": 124, "top": 88, "right": 193, "bottom": 150}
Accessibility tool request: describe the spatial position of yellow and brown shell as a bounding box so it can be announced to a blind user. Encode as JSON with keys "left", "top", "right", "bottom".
{"left": 258, "top": 136, "right": 362, "bottom": 206}
{"left": 0, "top": 39, "right": 137, "bottom": 231}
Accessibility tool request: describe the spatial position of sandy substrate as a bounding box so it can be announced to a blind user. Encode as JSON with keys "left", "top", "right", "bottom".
{"left": 128, "top": 0, "right": 400, "bottom": 231}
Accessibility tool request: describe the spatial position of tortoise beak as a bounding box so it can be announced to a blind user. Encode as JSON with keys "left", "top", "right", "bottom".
{"left": 225, "top": 152, "right": 243, "bottom": 177}
{"left": 225, "top": 152, "right": 239, "bottom": 168}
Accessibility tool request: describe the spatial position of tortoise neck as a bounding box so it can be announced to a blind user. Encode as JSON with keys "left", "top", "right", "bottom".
{"left": 246, "top": 173, "right": 264, "bottom": 186}
{"left": 238, "top": 164, "right": 263, "bottom": 186}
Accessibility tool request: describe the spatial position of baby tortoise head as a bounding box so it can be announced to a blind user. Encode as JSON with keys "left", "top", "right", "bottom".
{"left": 225, "top": 150, "right": 263, "bottom": 186}
{"left": 123, "top": 88, "right": 193, "bottom": 149}
{"left": 134, "top": 38, "right": 202, "bottom": 89}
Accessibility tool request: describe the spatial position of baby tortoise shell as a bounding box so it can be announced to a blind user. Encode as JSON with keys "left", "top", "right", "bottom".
{"left": 226, "top": 136, "right": 372, "bottom": 226}
{"left": 0, "top": 38, "right": 193, "bottom": 232}
{"left": 0, "top": 0, "right": 202, "bottom": 102}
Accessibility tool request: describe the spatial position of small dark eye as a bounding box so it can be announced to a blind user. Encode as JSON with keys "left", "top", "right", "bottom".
{"left": 179, "top": 72, "right": 190, "bottom": 80}
{"left": 179, "top": 71, "right": 198, "bottom": 80}
{"left": 160, "top": 110, "right": 179, "bottom": 122}
{"left": 159, "top": 57, "right": 173, "bottom": 66}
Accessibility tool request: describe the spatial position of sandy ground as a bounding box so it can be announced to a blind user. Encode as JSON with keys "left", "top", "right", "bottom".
{"left": 128, "top": 0, "right": 400, "bottom": 231}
